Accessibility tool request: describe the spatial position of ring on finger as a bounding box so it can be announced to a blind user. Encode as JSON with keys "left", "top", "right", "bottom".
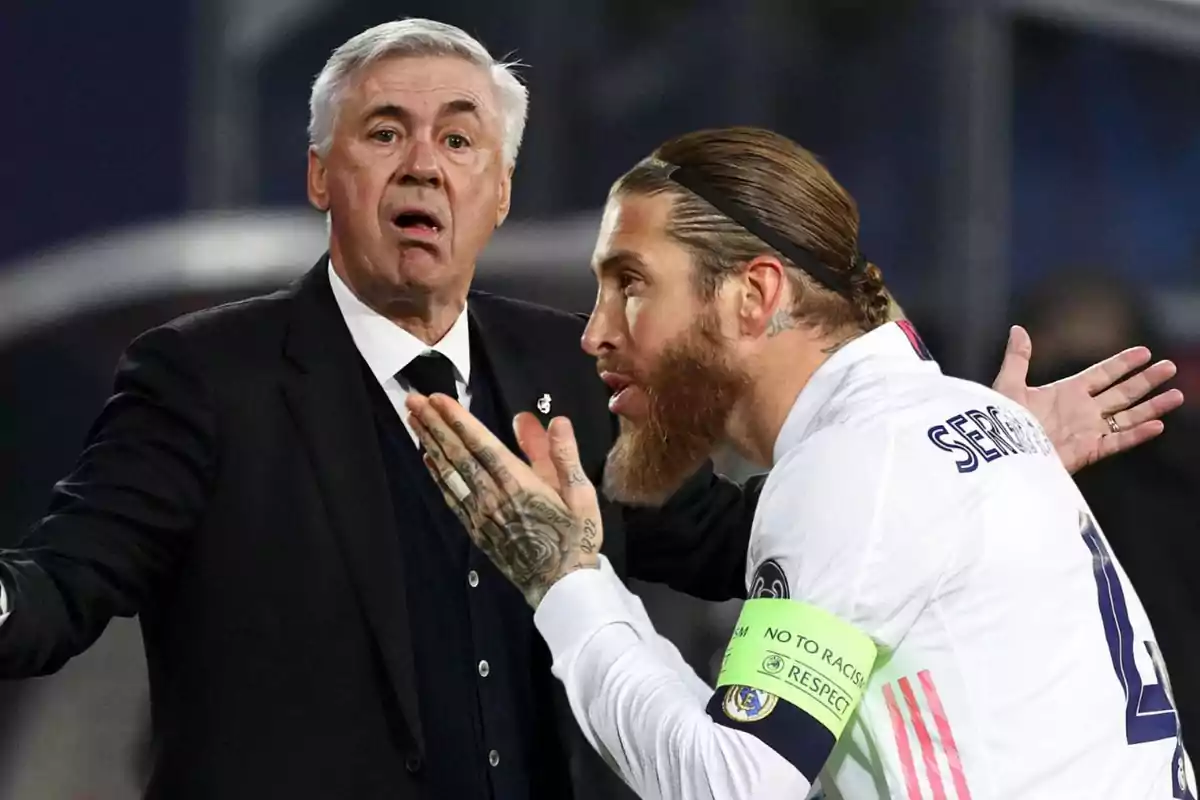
{"left": 1104, "top": 415, "right": 1121, "bottom": 435}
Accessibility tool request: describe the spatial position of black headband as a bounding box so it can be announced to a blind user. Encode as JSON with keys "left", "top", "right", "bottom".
{"left": 666, "top": 164, "right": 867, "bottom": 296}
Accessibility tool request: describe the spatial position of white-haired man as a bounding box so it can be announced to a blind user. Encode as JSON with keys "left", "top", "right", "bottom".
{"left": 0, "top": 19, "right": 1180, "bottom": 800}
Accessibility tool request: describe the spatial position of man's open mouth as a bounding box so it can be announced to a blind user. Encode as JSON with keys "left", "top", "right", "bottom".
{"left": 390, "top": 208, "right": 443, "bottom": 236}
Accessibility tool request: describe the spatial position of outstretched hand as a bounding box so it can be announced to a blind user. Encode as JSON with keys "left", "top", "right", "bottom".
{"left": 991, "top": 325, "right": 1185, "bottom": 474}
{"left": 406, "top": 393, "right": 603, "bottom": 608}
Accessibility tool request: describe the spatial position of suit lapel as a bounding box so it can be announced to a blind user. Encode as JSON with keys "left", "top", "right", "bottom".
{"left": 467, "top": 294, "right": 587, "bottom": 452}
{"left": 467, "top": 298, "right": 537, "bottom": 451}
{"left": 279, "top": 261, "right": 424, "bottom": 749}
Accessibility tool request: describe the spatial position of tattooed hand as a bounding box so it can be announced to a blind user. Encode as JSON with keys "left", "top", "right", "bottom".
{"left": 405, "top": 393, "right": 604, "bottom": 608}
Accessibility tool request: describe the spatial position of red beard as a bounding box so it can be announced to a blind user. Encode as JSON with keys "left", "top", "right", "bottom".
{"left": 602, "top": 314, "right": 749, "bottom": 506}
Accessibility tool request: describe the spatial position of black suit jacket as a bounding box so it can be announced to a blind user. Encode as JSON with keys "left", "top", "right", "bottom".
{"left": 0, "top": 261, "right": 764, "bottom": 799}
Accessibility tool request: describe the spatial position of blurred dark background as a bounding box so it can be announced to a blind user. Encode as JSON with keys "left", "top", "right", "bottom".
{"left": 1, "top": 1, "right": 1198, "bottom": 796}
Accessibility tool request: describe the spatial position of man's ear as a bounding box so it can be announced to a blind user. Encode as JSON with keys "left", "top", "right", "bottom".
{"left": 307, "top": 147, "right": 330, "bottom": 212}
{"left": 495, "top": 164, "right": 514, "bottom": 228}
{"left": 738, "top": 255, "right": 790, "bottom": 336}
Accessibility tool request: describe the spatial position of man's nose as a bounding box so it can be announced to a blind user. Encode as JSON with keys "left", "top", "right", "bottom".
{"left": 396, "top": 137, "right": 442, "bottom": 188}
{"left": 581, "top": 304, "right": 621, "bottom": 357}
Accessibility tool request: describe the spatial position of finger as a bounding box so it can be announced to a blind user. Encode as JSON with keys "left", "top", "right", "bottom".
{"left": 422, "top": 452, "right": 480, "bottom": 537}
{"left": 411, "top": 410, "right": 505, "bottom": 521}
{"left": 1110, "top": 388, "right": 1185, "bottom": 431}
{"left": 546, "top": 417, "right": 603, "bottom": 558}
{"left": 412, "top": 416, "right": 474, "bottom": 503}
{"left": 404, "top": 391, "right": 430, "bottom": 414}
{"left": 1095, "top": 420, "right": 1166, "bottom": 463}
{"left": 411, "top": 395, "right": 505, "bottom": 496}
{"left": 418, "top": 430, "right": 513, "bottom": 550}
{"left": 547, "top": 417, "right": 600, "bottom": 517}
{"left": 1071, "top": 346, "right": 1152, "bottom": 394}
{"left": 1092, "top": 360, "right": 1178, "bottom": 415}
{"left": 428, "top": 394, "right": 524, "bottom": 494}
{"left": 412, "top": 415, "right": 474, "bottom": 502}
{"left": 421, "top": 447, "right": 485, "bottom": 538}
{"left": 409, "top": 410, "right": 450, "bottom": 469}
{"left": 992, "top": 326, "right": 1032, "bottom": 397}
{"left": 513, "top": 412, "right": 559, "bottom": 490}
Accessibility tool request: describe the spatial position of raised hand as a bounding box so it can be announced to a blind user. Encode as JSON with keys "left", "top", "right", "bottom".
{"left": 991, "top": 325, "right": 1185, "bottom": 474}
{"left": 406, "top": 393, "right": 603, "bottom": 608}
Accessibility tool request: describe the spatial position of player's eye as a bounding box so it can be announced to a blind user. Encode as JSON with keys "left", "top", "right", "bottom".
{"left": 445, "top": 133, "right": 470, "bottom": 149}
{"left": 618, "top": 272, "right": 645, "bottom": 295}
{"left": 371, "top": 129, "right": 398, "bottom": 144}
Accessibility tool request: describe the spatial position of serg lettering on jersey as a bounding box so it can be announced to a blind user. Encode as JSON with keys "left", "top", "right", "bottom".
{"left": 927, "top": 404, "right": 1053, "bottom": 473}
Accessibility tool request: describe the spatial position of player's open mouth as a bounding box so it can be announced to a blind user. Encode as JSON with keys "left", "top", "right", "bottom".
{"left": 600, "top": 372, "right": 639, "bottom": 416}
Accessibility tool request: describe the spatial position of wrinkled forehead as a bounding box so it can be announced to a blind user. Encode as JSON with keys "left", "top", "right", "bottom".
{"left": 341, "top": 54, "right": 501, "bottom": 126}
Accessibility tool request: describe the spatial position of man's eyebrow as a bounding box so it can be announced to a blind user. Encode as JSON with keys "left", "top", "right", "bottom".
{"left": 440, "top": 98, "right": 481, "bottom": 119}
{"left": 362, "top": 103, "right": 409, "bottom": 125}
{"left": 363, "top": 99, "right": 483, "bottom": 122}
{"left": 593, "top": 250, "right": 647, "bottom": 277}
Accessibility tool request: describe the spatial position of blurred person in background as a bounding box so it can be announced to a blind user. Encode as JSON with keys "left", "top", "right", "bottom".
{"left": 1014, "top": 268, "right": 1200, "bottom": 748}
{"left": 0, "top": 18, "right": 1180, "bottom": 800}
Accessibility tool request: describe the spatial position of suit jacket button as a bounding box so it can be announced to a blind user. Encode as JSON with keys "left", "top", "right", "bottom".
{"left": 405, "top": 754, "right": 423, "bottom": 773}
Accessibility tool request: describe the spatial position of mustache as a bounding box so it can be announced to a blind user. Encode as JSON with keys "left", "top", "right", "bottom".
{"left": 596, "top": 359, "right": 642, "bottom": 380}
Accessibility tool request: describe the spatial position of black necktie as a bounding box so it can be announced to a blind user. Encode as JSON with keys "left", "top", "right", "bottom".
{"left": 399, "top": 351, "right": 458, "bottom": 401}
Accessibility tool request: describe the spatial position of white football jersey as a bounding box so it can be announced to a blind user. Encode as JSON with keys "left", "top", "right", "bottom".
{"left": 750, "top": 321, "right": 1194, "bottom": 800}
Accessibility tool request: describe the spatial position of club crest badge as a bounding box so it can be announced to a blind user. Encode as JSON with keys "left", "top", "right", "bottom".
{"left": 722, "top": 685, "right": 779, "bottom": 723}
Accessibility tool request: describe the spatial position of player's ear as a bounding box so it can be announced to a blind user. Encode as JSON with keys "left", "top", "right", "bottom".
{"left": 739, "top": 255, "right": 789, "bottom": 337}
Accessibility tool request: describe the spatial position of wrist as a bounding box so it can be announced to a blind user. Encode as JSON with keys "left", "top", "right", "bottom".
{"left": 523, "top": 558, "right": 600, "bottom": 609}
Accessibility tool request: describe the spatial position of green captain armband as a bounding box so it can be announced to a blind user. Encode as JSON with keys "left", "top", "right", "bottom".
{"left": 716, "top": 599, "right": 878, "bottom": 738}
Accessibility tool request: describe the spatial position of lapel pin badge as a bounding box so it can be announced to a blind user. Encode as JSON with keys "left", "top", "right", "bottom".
{"left": 536, "top": 393, "right": 552, "bottom": 415}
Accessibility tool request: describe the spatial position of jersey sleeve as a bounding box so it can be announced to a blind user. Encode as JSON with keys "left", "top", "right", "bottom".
{"left": 536, "top": 556, "right": 815, "bottom": 799}
{"left": 708, "top": 422, "right": 956, "bottom": 779}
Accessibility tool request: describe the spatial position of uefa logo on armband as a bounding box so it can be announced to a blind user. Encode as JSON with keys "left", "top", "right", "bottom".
{"left": 722, "top": 685, "right": 779, "bottom": 723}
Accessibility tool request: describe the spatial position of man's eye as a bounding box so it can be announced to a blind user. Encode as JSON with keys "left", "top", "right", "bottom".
{"left": 619, "top": 273, "right": 644, "bottom": 293}
{"left": 372, "top": 130, "right": 397, "bottom": 143}
{"left": 445, "top": 133, "right": 470, "bottom": 149}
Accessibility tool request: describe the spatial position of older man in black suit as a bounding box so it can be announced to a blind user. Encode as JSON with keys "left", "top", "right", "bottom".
{"left": 0, "top": 17, "right": 1181, "bottom": 800}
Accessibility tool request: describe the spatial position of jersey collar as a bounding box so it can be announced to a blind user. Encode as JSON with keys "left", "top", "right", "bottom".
{"left": 772, "top": 321, "right": 940, "bottom": 465}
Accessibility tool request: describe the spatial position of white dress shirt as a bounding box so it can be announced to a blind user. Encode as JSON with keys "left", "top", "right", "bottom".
{"left": 327, "top": 261, "right": 473, "bottom": 444}
{"left": 0, "top": 265, "right": 474, "bottom": 627}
